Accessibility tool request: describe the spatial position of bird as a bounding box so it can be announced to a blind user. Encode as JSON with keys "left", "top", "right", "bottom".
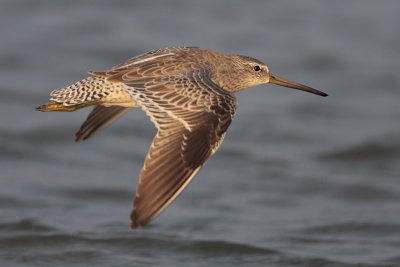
{"left": 36, "top": 46, "right": 327, "bottom": 229}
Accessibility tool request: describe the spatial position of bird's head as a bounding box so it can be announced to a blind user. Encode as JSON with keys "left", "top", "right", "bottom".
{"left": 219, "top": 55, "right": 327, "bottom": 97}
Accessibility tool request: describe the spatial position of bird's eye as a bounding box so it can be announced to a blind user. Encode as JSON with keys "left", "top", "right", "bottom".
{"left": 253, "top": 65, "right": 261, "bottom": 72}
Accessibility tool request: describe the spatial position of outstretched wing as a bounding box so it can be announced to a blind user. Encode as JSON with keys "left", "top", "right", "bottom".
{"left": 75, "top": 106, "right": 132, "bottom": 141}
{"left": 122, "top": 70, "right": 237, "bottom": 229}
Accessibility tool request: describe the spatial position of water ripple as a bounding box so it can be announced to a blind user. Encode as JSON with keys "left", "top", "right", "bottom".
{"left": 0, "top": 219, "right": 54, "bottom": 233}
{"left": 299, "top": 222, "right": 400, "bottom": 237}
{"left": 320, "top": 142, "right": 400, "bottom": 161}
{"left": 0, "top": 228, "right": 395, "bottom": 266}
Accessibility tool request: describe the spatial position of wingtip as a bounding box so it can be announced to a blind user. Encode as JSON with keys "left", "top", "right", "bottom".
{"left": 130, "top": 209, "right": 141, "bottom": 230}
{"left": 320, "top": 92, "right": 328, "bottom": 97}
{"left": 74, "top": 133, "right": 85, "bottom": 142}
{"left": 130, "top": 206, "right": 152, "bottom": 230}
{"left": 74, "top": 129, "right": 91, "bottom": 142}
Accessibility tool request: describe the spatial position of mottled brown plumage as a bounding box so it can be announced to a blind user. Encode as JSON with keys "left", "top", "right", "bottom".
{"left": 37, "top": 47, "right": 327, "bottom": 230}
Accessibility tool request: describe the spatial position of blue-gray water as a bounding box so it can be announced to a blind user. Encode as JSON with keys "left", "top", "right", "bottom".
{"left": 1, "top": 1, "right": 399, "bottom": 266}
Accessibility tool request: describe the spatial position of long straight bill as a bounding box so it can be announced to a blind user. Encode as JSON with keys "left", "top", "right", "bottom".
{"left": 269, "top": 73, "right": 328, "bottom": 97}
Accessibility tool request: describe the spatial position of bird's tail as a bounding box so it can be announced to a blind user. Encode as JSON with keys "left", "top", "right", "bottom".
{"left": 35, "top": 101, "right": 88, "bottom": 112}
{"left": 36, "top": 76, "right": 112, "bottom": 112}
{"left": 36, "top": 75, "right": 138, "bottom": 113}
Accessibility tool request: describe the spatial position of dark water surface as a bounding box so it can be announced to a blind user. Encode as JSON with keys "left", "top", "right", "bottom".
{"left": 1, "top": 1, "right": 400, "bottom": 266}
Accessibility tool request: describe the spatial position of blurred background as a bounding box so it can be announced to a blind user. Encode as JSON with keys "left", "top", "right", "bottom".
{"left": 0, "top": 1, "right": 399, "bottom": 266}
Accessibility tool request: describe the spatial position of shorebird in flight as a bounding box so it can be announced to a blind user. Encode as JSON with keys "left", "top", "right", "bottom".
{"left": 37, "top": 47, "right": 327, "bottom": 229}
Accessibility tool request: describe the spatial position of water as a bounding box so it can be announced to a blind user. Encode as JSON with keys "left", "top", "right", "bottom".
{"left": 1, "top": 1, "right": 399, "bottom": 266}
